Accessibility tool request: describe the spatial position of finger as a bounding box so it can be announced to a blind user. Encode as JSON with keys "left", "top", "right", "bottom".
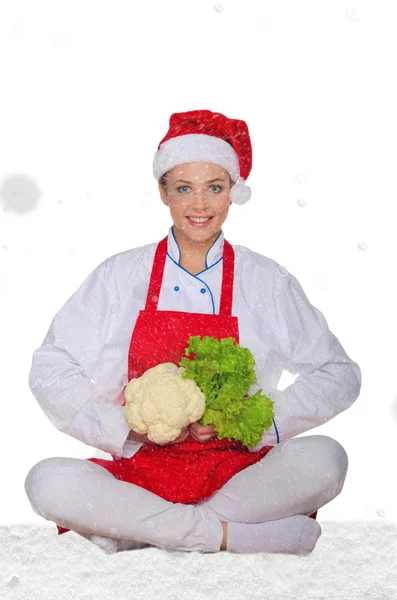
{"left": 172, "top": 430, "right": 189, "bottom": 444}
{"left": 196, "top": 434, "right": 217, "bottom": 443}
{"left": 197, "top": 429, "right": 217, "bottom": 439}
{"left": 194, "top": 424, "right": 216, "bottom": 435}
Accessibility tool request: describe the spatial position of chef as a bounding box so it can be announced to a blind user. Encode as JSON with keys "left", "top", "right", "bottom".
{"left": 24, "top": 110, "right": 361, "bottom": 556}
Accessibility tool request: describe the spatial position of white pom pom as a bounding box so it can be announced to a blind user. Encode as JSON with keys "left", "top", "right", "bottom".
{"left": 230, "top": 179, "right": 252, "bottom": 205}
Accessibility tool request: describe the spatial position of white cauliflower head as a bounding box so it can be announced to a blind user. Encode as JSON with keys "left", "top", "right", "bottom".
{"left": 124, "top": 362, "right": 206, "bottom": 444}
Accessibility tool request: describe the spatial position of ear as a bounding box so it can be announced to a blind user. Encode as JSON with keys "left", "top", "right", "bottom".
{"left": 158, "top": 182, "right": 168, "bottom": 206}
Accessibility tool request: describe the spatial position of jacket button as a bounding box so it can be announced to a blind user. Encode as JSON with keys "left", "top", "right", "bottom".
{"left": 174, "top": 286, "right": 180, "bottom": 291}
{"left": 200, "top": 288, "right": 206, "bottom": 293}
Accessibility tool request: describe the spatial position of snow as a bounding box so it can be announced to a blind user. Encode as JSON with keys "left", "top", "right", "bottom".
{"left": 2, "top": 521, "right": 396, "bottom": 599}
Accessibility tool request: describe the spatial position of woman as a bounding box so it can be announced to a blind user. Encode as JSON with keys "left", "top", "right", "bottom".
{"left": 24, "top": 110, "right": 361, "bottom": 555}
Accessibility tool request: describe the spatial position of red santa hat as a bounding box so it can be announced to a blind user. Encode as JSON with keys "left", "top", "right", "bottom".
{"left": 153, "top": 109, "right": 253, "bottom": 205}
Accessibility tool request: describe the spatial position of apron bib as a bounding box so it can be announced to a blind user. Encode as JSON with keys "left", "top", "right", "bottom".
{"left": 57, "top": 235, "right": 317, "bottom": 535}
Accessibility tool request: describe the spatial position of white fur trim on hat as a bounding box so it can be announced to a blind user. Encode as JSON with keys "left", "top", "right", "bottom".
{"left": 153, "top": 133, "right": 240, "bottom": 182}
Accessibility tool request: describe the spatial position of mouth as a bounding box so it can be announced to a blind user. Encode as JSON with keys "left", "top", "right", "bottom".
{"left": 186, "top": 216, "right": 214, "bottom": 227}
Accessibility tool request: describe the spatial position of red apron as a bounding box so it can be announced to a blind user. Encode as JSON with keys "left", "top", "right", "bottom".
{"left": 57, "top": 235, "right": 317, "bottom": 535}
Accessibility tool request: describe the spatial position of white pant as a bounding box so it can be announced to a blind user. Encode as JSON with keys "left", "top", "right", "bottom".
{"left": 24, "top": 435, "right": 348, "bottom": 553}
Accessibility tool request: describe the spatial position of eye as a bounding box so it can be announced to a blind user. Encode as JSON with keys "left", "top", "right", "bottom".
{"left": 177, "top": 185, "right": 190, "bottom": 193}
{"left": 210, "top": 184, "right": 222, "bottom": 192}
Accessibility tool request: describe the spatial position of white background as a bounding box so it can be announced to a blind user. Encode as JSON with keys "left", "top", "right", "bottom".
{"left": 0, "top": 0, "right": 395, "bottom": 525}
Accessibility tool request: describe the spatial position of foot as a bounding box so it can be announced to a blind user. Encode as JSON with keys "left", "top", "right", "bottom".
{"left": 226, "top": 515, "right": 322, "bottom": 555}
{"left": 90, "top": 534, "right": 119, "bottom": 554}
{"left": 90, "top": 534, "right": 151, "bottom": 553}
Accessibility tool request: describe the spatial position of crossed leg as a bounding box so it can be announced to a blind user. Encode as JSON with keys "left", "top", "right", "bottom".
{"left": 197, "top": 434, "right": 348, "bottom": 554}
{"left": 24, "top": 453, "right": 224, "bottom": 553}
{"left": 199, "top": 434, "right": 348, "bottom": 521}
{"left": 24, "top": 435, "right": 348, "bottom": 554}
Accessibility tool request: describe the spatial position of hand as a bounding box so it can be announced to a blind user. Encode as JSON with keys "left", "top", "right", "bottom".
{"left": 127, "top": 426, "right": 189, "bottom": 446}
{"left": 127, "top": 430, "right": 154, "bottom": 444}
{"left": 188, "top": 421, "right": 218, "bottom": 443}
{"left": 156, "top": 426, "right": 189, "bottom": 446}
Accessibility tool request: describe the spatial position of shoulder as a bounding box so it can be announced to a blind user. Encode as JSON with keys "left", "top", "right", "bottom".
{"left": 100, "top": 240, "right": 158, "bottom": 276}
{"left": 231, "top": 242, "right": 301, "bottom": 302}
{"left": 231, "top": 242, "right": 281, "bottom": 283}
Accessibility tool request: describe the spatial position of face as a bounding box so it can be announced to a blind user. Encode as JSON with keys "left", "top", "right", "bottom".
{"left": 158, "top": 162, "right": 233, "bottom": 250}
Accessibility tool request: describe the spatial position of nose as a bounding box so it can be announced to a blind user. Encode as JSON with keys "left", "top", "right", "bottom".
{"left": 190, "top": 194, "right": 210, "bottom": 212}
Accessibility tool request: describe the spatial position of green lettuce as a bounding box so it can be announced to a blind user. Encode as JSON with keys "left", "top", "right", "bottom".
{"left": 178, "top": 335, "right": 275, "bottom": 447}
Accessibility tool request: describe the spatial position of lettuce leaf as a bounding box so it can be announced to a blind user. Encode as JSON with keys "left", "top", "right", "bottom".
{"left": 178, "top": 336, "right": 275, "bottom": 447}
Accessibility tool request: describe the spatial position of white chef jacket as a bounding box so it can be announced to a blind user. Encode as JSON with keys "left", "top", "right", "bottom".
{"left": 29, "top": 225, "right": 361, "bottom": 459}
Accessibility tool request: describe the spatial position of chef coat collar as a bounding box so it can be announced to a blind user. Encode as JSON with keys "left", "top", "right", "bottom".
{"left": 167, "top": 225, "right": 224, "bottom": 269}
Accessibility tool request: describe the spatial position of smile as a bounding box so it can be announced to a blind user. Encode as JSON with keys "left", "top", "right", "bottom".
{"left": 186, "top": 216, "right": 214, "bottom": 227}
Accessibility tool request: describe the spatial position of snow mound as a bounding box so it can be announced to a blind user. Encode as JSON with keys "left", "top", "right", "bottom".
{"left": 1, "top": 521, "right": 396, "bottom": 599}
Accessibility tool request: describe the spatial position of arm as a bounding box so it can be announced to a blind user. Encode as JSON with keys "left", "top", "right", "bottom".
{"left": 247, "top": 263, "right": 362, "bottom": 451}
{"left": 28, "top": 256, "right": 137, "bottom": 457}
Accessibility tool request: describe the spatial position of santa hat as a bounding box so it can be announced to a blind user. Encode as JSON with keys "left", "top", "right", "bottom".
{"left": 152, "top": 109, "right": 252, "bottom": 205}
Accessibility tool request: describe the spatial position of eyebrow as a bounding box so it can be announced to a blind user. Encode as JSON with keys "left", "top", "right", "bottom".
{"left": 172, "top": 178, "right": 226, "bottom": 184}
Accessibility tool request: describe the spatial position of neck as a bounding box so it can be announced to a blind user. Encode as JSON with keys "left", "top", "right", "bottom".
{"left": 172, "top": 226, "right": 220, "bottom": 262}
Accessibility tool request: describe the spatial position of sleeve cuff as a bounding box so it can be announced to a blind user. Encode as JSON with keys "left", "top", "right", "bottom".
{"left": 120, "top": 439, "right": 144, "bottom": 459}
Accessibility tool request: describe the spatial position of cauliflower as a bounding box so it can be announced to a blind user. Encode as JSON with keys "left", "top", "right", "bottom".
{"left": 124, "top": 362, "right": 206, "bottom": 444}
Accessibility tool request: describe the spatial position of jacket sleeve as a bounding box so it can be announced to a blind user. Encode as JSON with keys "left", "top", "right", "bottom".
{"left": 247, "top": 263, "right": 362, "bottom": 451}
{"left": 28, "top": 256, "right": 141, "bottom": 458}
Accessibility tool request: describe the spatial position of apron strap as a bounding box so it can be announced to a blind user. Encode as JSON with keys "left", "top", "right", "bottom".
{"left": 145, "top": 235, "right": 234, "bottom": 316}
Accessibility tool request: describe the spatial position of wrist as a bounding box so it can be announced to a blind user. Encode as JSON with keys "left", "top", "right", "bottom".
{"left": 127, "top": 430, "right": 145, "bottom": 442}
